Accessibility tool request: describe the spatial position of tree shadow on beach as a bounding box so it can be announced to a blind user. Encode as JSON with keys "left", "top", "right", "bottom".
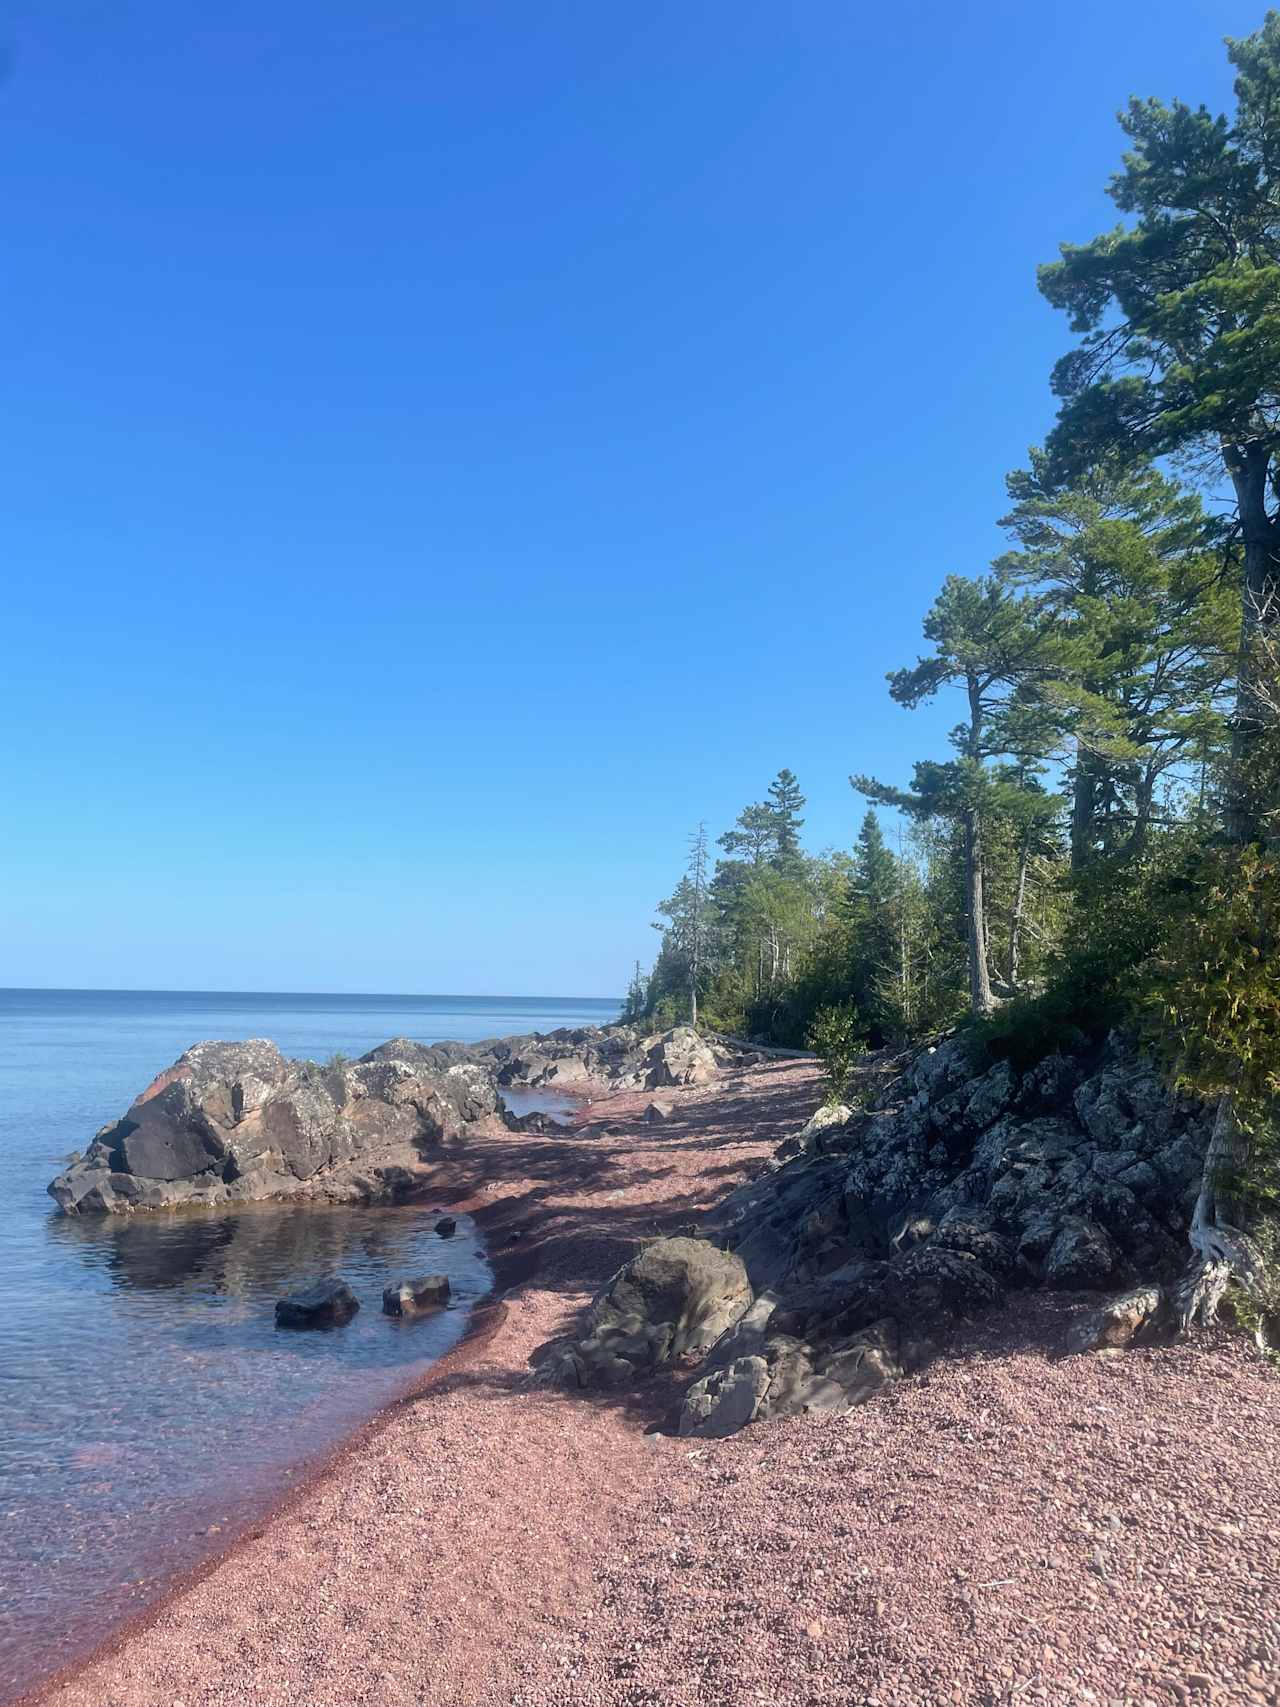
{"left": 391, "top": 1064, "right": 826, "bottom": 1432}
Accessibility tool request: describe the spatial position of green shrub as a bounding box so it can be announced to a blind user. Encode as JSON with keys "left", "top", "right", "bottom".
{"left": 807, "top": 1003, "right": 868, "bottom": 1104}
{"left": 968, "top": 839, "right": 1195, "bottom": 1073}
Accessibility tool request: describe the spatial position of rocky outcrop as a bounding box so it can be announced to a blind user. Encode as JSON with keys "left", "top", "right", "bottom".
{"left": 48, "top": 1038, "right": 500, "bottom": 1215}
{"left": 46, "top": 1021, "right": 746, "bottom": 1216}
{"left": 711, "top": 1036, "right": 1206, "bottom": 1313}
{"left": 542, "top": 1033, "right": 1212, "bottom": 1437}
{"left": 445, "top": 1024, "right": 743, "bottom": 1097}
{"left": 547, "top": 1237, "right": 752, "bottom": 1389}
{"left": 669, "top": 1033, "right": 1210, "bottom": 1433}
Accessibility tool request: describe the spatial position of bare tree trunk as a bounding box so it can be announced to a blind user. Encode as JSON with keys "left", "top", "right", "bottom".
{"left": 1122, "top": 767, "right": 1157, "bottom": 863}
{"left": 1006, "top": 832, "right": 1031, "bottom": 989}
{"left": 898, "top": 878, "right": 911, "bottom": 1031}
{"left": 1173, "top": 1096, "right": 1256, "bottom": 1330}
{"left": 964, "top": 808, "right": 995, "bottom": 1018}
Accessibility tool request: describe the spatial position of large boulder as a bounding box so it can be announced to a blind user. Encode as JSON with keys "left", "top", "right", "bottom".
{"left": 551, "top": 1237, "right": 752, "bottom": 1389}
{"left": 48, "top": 1039, "right": 501, "bottom": 1216}
{"left": 642, "top": 1027, "right": 718, "bottom": 1089}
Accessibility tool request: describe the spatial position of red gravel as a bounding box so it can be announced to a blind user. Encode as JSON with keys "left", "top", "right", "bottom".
{"left": 23, "top": 1059, "right": 1280, "bottom": 1707}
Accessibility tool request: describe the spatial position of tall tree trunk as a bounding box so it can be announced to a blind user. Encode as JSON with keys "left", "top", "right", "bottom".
{"left": 1172, "top": 439, "right": 1279, "bottom": 1327}
{"left": 1225, "top": 441, "right": 1280, "bottom": 844}
{"left": 1121, "top": 767, "right": 1157, "bottom": 863}
{"left": 898, "top": 879, "right": 911, "bottom": 1032}
{"left": 1070, "top": 747, "right": 1098, "bottom": 872}
{"left": 963, "top": 678, "right": 996, "bottom": 1018}
{"left": 1006, "top": 832, "right": 1031, "bottom": 989}
{"left": 964, "top": 807, "right": 995, "bottom": 1017}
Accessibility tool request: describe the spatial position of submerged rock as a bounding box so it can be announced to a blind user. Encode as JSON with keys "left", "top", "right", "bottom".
{"left": 382, "top": 1273, "right": 451, "bottom": 1316}
{"left": 275, "top": 1279, "right": 360, "bottom": 1329}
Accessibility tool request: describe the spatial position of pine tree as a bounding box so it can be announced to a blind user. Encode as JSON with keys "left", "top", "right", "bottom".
{"left": 855, "top": 576, "right": 1072, "bottom": 1017}
{"left": 766, "top": 769, "right": 807, "bottom": 876}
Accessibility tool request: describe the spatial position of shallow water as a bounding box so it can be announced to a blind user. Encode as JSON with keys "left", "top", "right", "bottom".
{"left": 499, "top": 1085, "right": 586, "bottom": 1124}
{"left": 0, "top": 988, "right": 617, "bottom": 1699}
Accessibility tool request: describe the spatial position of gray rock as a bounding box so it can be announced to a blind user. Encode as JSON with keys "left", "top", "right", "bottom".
{"left": 382, "top": 1273, "right": 451, "bottom": 1315}
{"left": 561, "top": 1237, "right": 752, "bottom": 1389}
{"left": 1065, "top": 1285, "right": 1167, "bottom": 1353}
{"left": 643, "top": 1100, "right": 673, "bottom": 1124}
{"left": 795, "top": 1103, "right": 854, "bottom": 1146}
{"left": 679, "top": 1355, "right": 771, "bottom": 1438}
{"left": 642, "top": 1027, "right": 717, "bottom": 1089}
{"left": 275, "top": 1279, "right": 360, "bottom": 1328}
{"left": 1043, "top": 1218, "right": 1121, "bottom": 1288}
{"left": 49, "top": 1038, "right": 501, "bottom": 1216}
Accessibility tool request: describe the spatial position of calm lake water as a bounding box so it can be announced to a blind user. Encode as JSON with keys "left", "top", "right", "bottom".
{"left": 0, "top": 988, "right": 617, "bottom": 1700}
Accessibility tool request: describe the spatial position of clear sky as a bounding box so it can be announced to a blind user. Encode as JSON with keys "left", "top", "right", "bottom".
{"left": 0, "top": 0, "right": 1254, "bottom": 996}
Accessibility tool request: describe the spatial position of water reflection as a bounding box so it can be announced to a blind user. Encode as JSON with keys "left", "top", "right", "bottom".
{"left": 46, "top": 1198, "right": 470, "bottom": 1297}
{"left": 1, "top": 1202, "right": 491, "bottom": 1699}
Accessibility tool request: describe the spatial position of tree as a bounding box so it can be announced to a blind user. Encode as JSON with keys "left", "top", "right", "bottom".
{"left": 842, "top": 810, "right": 902, "bottom": 1032}
{"left": 1038, "top": 15, "right": 1280, "bottom": 835}
{"left": 653, "top": 823, "right": 715, "bottom": 1029}
{"left": 997, "top": 456, "right": 1235, "bottom": 868}
{"left": 717, "top": 801, "right": 779, "bottom": 866}
{"left": 767, "top": 769, "right": 807, "bottom": 874}
{"left": 856, "top": 575, "right": 1072, "bottom": 1017}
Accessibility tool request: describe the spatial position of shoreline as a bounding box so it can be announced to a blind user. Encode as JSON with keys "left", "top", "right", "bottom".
{"left": 8, "top": 1117, "right": 568, "bottom": 1707}
{"left": 20, "top": 1056, "right": 1280, "bottom": 1707}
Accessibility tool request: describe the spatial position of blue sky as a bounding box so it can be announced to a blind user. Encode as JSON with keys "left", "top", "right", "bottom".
{"left": 0, "top": 0, "right": 1253, "bottom": 995}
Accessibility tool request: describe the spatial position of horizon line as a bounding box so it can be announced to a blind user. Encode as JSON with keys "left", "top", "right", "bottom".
{"left": 0, "top": 985, "right": 625, "bottom": 1003}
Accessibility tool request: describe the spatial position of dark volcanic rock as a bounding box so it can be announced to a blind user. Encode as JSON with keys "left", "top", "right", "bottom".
{"left": 665, "top": 1032, "right": 1214, "bottom": 1435}
{"left": 275, "top": 1279, "right": 360, "bottom": 1329}
{"left": 435, "top": 1216, "right": 457, "bottom": 1238}
{"left": 48, "top": 1038, "right": 501, "bottom": 1216}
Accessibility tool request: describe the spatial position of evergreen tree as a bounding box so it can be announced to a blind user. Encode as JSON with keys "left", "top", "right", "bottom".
{"left": 855, "top": 575, "right": 1073, "bottom": 1016}
{"left": 997, "top": 456, "right": 1236, "bottom": 867}
{"left": 766, "top": 769, "right": 807, "bottom": 875}
{"left": 1038, "top": 15, "right": 1280, "bottom": 838}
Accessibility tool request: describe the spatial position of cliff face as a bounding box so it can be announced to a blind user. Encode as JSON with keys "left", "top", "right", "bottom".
{"left": 48, "top": 1038, "right": 500, "bottom": 1215}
